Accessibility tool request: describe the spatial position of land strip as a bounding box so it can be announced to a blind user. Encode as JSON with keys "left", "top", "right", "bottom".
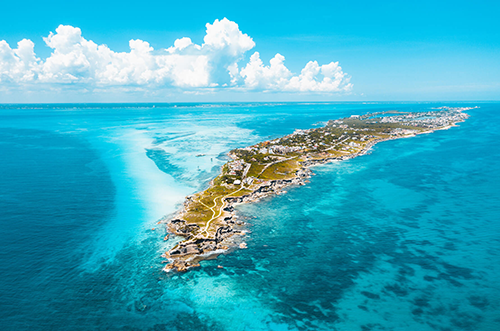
{"left": 162, "top": 107, "right": 472, "bottom": 272}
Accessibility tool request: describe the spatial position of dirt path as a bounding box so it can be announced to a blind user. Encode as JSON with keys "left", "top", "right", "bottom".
{"left": 201, "top": 186, "right": 245, "bottom": 236}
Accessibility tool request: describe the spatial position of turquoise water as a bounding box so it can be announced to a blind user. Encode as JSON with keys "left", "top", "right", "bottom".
{"left": 0, "top": 103, "right": 498, "bottom": 330}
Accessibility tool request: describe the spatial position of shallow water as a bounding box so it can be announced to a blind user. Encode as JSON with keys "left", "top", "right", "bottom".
{"left": 0, "top": 103, "right": 498, "bottom": 330}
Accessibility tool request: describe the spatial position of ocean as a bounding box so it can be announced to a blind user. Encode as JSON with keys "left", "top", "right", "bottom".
{"left": 0, "top": 102, "right": 498, "bottom": 330}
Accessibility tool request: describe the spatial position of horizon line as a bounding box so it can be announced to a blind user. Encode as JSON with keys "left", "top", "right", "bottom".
{"left": 0, "top": 100, "right": 498, "bottom": 106}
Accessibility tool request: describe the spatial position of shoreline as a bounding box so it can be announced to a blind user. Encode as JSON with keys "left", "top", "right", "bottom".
{"left": 161, "top": 110, "right": 470, "bottom": 272}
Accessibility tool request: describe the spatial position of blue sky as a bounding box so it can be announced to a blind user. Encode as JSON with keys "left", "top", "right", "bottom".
{"left": 0, "top": 0, "right": 499, "bottom": 102}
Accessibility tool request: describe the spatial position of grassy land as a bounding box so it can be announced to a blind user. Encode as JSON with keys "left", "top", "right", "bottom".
{"left": 172, "top": 112, "right": 462, "bottom": 238}
{"left": 259, "top": 159, "right": 300, "bottom": 180}
{"left": 164, "top": 109, "right": 470, "bottom": 272}
{"left": 246, "top": 163, "right": 266, "bottom": 178}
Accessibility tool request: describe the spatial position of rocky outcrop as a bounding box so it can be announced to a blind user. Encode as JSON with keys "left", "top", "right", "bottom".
{"left": 163, "top": 147, "right": 381, "bottom": 272}
{"left": 167, "top": 219, "right": 200, "bottom": 238}
{"left": 163, "top": 169, "right": 314, "bottom": 271}
{"left": 163, "top": 260, "right": 200, "bottom": 272}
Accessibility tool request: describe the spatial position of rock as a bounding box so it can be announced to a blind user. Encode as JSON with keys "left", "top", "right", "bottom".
{"left": 239, "top": 242, "right": 247, "bottom": 249}
{"left": 165, "top": 260, "right": 200, "bottom": 272}
{"left": 215, "top": 226, "right": 233, "bottom": 243}
{"left": 176, "top": 262, "right": 188, "bottom": 272}
{"left": 201, "top": 242, "right": 216, "bottom": 251}
{"left": 184, "top": 244, "right": 201, "bottom": 254}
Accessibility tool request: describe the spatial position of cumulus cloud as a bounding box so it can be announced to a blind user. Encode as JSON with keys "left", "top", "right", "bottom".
{"left": 239, "top": 52, "right": 352, "bottom": 92}
{"left": 0, "top": 18, "right": 352, "bottom": 93}
{"left": 240, "top": 53, "right": 292, "bottom": 90}
{"left": 0, "top": 39, "right": 40, "bottom": 82}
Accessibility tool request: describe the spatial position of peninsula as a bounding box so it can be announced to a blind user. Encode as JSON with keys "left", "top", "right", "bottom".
{"left": 162, "top": 107, "right": 471, "bottom": 272}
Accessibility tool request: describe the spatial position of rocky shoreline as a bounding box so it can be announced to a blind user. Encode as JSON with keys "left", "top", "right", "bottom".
{"left": 162, "top": 135, "right": 403, "bottom": 272}
{"left": 162, "top": 111, "right": 470, "bottom": 272}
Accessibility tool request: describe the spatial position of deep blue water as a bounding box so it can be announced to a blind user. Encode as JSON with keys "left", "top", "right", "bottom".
{"left": 0, "top": 103, "right": 499, "bottom": 330}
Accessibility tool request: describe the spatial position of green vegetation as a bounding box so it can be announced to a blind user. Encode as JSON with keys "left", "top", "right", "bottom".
{"left": 259, "top": 159, "right": 299, "bottom": 180}
{"left": 165, "top": 108, "right": 470, "bottom": 272}
{"left": 176, "top": 109, "right": 469, "bottom": 231}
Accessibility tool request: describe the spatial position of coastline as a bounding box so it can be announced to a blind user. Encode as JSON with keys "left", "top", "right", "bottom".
{"left": 161, "top": 109, "right": 470, "bottom": 272}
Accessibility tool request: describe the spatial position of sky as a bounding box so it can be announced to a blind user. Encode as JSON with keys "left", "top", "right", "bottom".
{"left": 0, "top": 0, "right": 499, "bottom": 102}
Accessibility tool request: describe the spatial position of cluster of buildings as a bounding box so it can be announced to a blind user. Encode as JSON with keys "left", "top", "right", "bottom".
{"left": 268, "top": 145, "right": 304, "bottom": 154}
{"left": 366, "top": 109, "right": 469, "bottom": 129}
{"left": 240, "top": 144, "right": 304, "bottom": 156}
{"left": 390, "top": 128, "right": 420, "bottom": 136}
{"left": 228, "top": 160, "right": 245, "bottom": 175}
{"left": 229, "top": 108, "right": 470, "bottom": 171}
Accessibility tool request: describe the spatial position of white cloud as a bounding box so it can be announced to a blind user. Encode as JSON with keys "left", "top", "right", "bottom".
{"left": 0, "top": 39, "right": 40, "bottom": 83}
{"left": 203, "top": 18, "right": 255, "bottom": 56}
{"left": 0, "top": 18, "right": 352, "bottom": 94}
{"left": 167, "top": 37, "right": 196, "bottom": 53}
{"left": 240, "top": 52, "right": 292, "bottom": 90}
{"left": 240, "top": 52, "right": 351, "bottom": 92}
{"left": 286, "top": 60, "right": 352, "bottom": 92}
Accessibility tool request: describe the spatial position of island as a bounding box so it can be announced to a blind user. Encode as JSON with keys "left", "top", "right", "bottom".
{"left": 162, "top": 107, "right": 472, "bottom": 272}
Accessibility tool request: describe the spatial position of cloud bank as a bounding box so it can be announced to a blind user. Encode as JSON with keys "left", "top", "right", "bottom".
{"left": 0, "top": 18, "right": 352, "bottom": 94}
